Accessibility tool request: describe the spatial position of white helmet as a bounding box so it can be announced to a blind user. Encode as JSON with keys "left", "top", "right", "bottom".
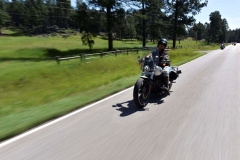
{"left": 154, "top": 66, "right": 162, "bottom": 76}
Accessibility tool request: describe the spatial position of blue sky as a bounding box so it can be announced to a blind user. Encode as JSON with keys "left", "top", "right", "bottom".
{"left": 194, "top": 0, "right": 240, "bottom": 30}
{"left": 70, "top": 0, "right": 240, "bottom": 30}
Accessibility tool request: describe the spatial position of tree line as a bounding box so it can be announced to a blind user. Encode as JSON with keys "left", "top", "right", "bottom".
{"left": 0, "top": 0, "right": 239, "bottom": 51}
{"left": 188, "top": 11, "right": 240, "bottom": 44}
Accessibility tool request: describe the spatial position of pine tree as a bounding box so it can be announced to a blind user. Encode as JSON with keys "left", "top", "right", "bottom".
{"left": 163, "top": 0, "right": 208, "bottom": 48}
{"left": 0, "top": 0, "right": 10, "bottom": 34}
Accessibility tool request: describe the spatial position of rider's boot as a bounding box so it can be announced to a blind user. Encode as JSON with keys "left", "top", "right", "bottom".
{"left": 163, "top": 76, "right": 169, "bottom": 92}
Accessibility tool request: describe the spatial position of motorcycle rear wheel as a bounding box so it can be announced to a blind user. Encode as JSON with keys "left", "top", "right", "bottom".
{"left": 133, "top": 78, "right": 150, "bottom": 108}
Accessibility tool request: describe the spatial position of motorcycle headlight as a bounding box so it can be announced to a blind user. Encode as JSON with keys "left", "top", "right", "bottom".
{"left": 143, "top": 65, "right": 150, "bottom": 72}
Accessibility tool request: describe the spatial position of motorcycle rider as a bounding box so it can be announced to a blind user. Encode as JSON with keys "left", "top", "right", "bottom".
{"left": 147, "top": 38, "right": 171, "bottom": 91}
{"left": 220, "top": 43, "right": 225, "bottom": 49}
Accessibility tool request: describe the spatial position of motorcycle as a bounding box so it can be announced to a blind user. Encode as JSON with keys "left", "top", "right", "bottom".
{"left": 133, "top": 56, "right": 182, "bottom": 108}
{"left": 220, "top": 45, "right": 225, "bottom": 50}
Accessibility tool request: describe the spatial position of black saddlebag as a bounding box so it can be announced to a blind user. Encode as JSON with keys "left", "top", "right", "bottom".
{"left": 169, "top": 66, "right": 181, "bottom": 81}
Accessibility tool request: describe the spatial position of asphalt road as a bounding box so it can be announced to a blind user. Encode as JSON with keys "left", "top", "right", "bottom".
{"left": 1, "top": 44, "right": 240, "bottom": 160}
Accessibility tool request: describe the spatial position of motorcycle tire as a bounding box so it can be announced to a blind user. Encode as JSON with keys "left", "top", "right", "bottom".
{"left": 133, "top": 78, "right": 150, "bottom": 108}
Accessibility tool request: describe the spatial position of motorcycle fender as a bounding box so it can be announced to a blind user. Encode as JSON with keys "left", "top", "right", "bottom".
{"left": 139, "top": 76, "right": 152, "bottom": 90}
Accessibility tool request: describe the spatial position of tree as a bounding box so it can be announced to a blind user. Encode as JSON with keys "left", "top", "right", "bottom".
{"left": 237, "top": 29, "right": 240, "bottom": 42}
{"left": 189, "top": 22, "right": 205, "bottom": 43}
{"left": 131, "top": 0, "right": 165, "bottom": 47}
{"left": 136, "top": 0, "right": 147, "bottom": 47}
{"left": 0, "top": 0, "right": 10, "bottom": 34}
{"left": 204, "top": 22, "right": 210, "bottom": 44}
{"left": 55, "top": 0, "right": 72, "bottom": 28}
{"left": 209, "top": 11, "right": 223, "bottom": 43}
{"left": 75, "top": 0, "right": 90, "bottom": 32}
{"left": 81, "top": 31, "right": 95, "bottom": 51}
{"left": 163, "top": 0, "right": 208, "bottom": 48}
{"left": 145, "top": 0, "right": 166, "bottom": 44}
{"left": 87, "top": 0, "right": 128, "bottom": 51}
{"left": 76, "top": 0, "right": 106, "bottom": 50}
{"left": 0, "top": 9, "right": 10, "bottom": 34}
{"left": 45, "top": 0, "right": 57, "bottom": 26}
{"left": 176, "top": 24, "right": 187, "bottom": 44}
{"left": 36, "top": 0, "right": 49, "bottom": 33}
{"left": 228, "top": 29, "right": 240, "bottom": 43}
{"left": 125, "top": 12, "right": 137, "bottom": 40}
{"left": 219, "top": 18, "right": 229, "bottom": 43}
{"left": 9, "top": 0, "right": 26, "bottom": 28}
{"left": 113, "top": 8, "right": 127, "bottom": 40}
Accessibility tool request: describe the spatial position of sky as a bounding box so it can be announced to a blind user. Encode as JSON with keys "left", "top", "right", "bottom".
{"left": 70, "top": 0, "right": 240, "bottom": 30}
{"left": 194, "top": 0, "right": 240, "bottom": 30}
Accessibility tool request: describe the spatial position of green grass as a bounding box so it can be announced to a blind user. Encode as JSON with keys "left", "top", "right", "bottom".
{"left": 0, "top": 30, "right": 149, "bottom": 58}
{"left": 1, "top": 68, "right": 140, "bottom": 141}
{"left": 0, "top": 29, "right": 220, "bottom": 142}
{"left": 0, "top": 54, "right": 139, "bottom": 108}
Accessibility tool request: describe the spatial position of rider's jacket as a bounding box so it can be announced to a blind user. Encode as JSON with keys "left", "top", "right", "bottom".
{"left": 151, "top": 48, "right": 170, "bottom": 66}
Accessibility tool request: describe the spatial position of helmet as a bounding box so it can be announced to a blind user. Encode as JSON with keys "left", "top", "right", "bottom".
{"left": 158, "top": 38, "right": 168, "bottom": 47}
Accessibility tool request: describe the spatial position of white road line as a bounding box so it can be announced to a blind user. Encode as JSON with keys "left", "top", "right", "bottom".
{"left": 0, "top": 87, "right": 133, "bottom": 148}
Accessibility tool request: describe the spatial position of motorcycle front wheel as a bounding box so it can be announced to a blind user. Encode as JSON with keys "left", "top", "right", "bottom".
{"left": 133, "top": 78, "right": 150, "bottom": 108}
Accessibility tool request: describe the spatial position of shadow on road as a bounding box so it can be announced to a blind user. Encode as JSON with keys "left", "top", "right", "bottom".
{"left": 112, "top": 100, "right": 147, "bottom": 117}
{"left": 148, "top": 92, "right": 170, "bottom": 105}
{"left": 112, "top": 92, "right": 170, "bottom": 117}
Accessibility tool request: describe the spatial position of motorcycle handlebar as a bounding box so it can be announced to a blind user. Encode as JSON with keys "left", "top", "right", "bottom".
{"left": 160, "top": 60, "right": 171, "bottom": 63}
{"left": 138, "top": 56, "right": 171, "bottom": 64}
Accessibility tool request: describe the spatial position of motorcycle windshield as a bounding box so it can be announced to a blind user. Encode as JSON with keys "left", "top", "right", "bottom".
{"left": 144, "top": 57, "right": 154, "bottom": 71}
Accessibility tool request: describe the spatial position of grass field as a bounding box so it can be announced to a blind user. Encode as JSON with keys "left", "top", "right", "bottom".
{"left": 0, "top": 29, "right": 221, "bottom": 142}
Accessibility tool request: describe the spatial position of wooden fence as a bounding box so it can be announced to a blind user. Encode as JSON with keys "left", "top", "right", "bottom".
{"left": 55, "top": 47, "right": 156, "bottom": 64}
{"left": 55, "top": 45, "right": 200, "bottom": 64}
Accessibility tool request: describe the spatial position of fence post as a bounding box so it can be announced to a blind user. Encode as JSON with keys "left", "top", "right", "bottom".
{"left": 137, "top": 48, "right": 139, "bottom": 54}
{"left": 56, "top": 56, "right": 60, "bottom": 64}
{"left": 100, "top": 52, "right": 103, "bottom": 58}
{"left": 115, "top": 51, "right": 117, "bottom": 56}
{"left": 81, "top": 53, "right": 85, "bottom": 62}
{"left": 127, "top": 49, "right": 128, "bottom": 55}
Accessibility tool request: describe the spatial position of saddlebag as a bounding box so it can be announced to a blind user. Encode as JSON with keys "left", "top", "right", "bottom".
{"left": 169, "top": 66, "right": 181, "bottom": 81}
